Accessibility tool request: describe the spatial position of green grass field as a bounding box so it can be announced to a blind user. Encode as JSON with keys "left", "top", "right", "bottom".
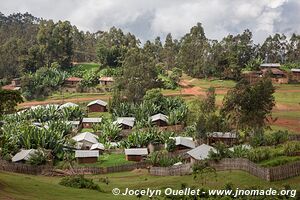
{"left": 0, "top": 170, "right": 299, "bottom": 200}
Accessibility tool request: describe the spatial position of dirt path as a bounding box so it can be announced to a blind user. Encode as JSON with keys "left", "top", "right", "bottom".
{"left": 19, "top": 95, "right": 111, "bottom": 108}
{"left": 271, "top": 118, "right": 300, "bottom": 133}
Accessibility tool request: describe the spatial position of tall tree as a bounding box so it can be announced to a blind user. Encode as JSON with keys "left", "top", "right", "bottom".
{"left": 116, "top": 48, "right": 160, "bottom": 103}
{"left": 221, "top": 78, "right": 275, "bottom": 134}
{"left": 162, "top": 33, "right": 178, "bottom": 70}
{"left": 177, "top": 23, "right": 210, "bottom": 78}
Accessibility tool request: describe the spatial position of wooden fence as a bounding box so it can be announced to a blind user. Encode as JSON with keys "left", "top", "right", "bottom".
{"left": 209, "top": 158, "right": 300, "bottom": 181}
{"left": 289, "top": 134, "right": 300, "bottom": 141}
{"left": 0, "top": 160, "right": 51, "bottom": 175}
{"left": 150, "top": 163, "right": 192, "bottom": 176}
{"left": 72, "top": 162, "right": 149, "bottom": 175}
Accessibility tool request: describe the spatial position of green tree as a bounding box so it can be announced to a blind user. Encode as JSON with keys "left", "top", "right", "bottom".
{"left": 221, "top": 78, "right": 275, "bottom": 134}
{"left": 116, "top": 48, "right": 160, "bottom": 102}
{"left": 0, "top": 89, "right": 23, "bottom": 116}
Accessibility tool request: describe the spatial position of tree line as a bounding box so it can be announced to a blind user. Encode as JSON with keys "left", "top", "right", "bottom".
{"left": 2, "top": 12, "right": 300, "bottom": 84}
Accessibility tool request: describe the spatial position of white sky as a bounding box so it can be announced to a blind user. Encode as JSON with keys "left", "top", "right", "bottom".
{"left": 1, "top": 0, "right": 299, "bottom": 43}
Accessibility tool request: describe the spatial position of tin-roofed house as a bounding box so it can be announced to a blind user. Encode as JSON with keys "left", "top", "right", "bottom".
{"left": 207, "top": 132, "right": 238, "bottom": 146}
{"left": 291, "top": 68, "right": 300, "bottom": 82}
{"left": 87, "top": 100, "right": 108, "bottom": 112}
{"left": 187, "top": 144, "right": 216, "bottom": 164}
{"left": 99, "top": 77, "right": 114, "bottom": 86}
{"left": 64, "top": 77, "right": 82, "bottom": 87}
{"left": 59, "top": 102, "right": 79, "bottom": 109}
{"left": 72, "top": 132, "right": 98, "bottom": 149}
{"left": 114, "top": 117, "right": 135, "bottom": 130}
{"left": 125, "top": 148, "right": 148, "bottom": 162}
{"left": 150, "top": 113, "right": 168, "bottom": 127}
{"left": 12, "top": 149, "right": 37, "bottom": 163}
{"left": 90, "top": 143, "right": 105, "bottom": 154}
{"left": 75, "top": 150, "right": 99, "bottom": 164}
{"left": 260, "top": 63, "right": 288, "bottom": 84}
{"left": 169, "top": 136, "right": 196, "bottom": 151}
{"left": 81, "top": 117, "right": 102, "bottom": 128}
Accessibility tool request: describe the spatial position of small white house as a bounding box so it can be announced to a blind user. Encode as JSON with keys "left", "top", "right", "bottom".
{"left": 187, "top": 144, "right": 216, "bottom": 164}
{"left": 150, "top": 113, "right": 168, "bottom": 126}
{"left": 72, "top": 132, "right": 98, "bottom": 149}
{"left": 12, "top": 149, "right": 37, "bottom": 163}
{"left": 75, "top": 150, "right": 99, "bottom": 164}
{"left": 114, "top": 117, "right": 135, "bottom": 129}
{"left": 169, "top": 136, "right": 195, "bottom": 150}
{"left": 59, "top": 102, "right": 79, "bottom": 109}
{"left": 124, "top": 148, "right": 148, "bottom": 162}
{"left": 90, "top": 143, "right": 105, "bottom": 151}
{"left": 81, "top": 118, "right": 102, "bottom": 128}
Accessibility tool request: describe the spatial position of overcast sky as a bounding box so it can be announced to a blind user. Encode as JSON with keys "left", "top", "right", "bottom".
{"left": 2, "top": 0, "right": 300, "bottom": 43}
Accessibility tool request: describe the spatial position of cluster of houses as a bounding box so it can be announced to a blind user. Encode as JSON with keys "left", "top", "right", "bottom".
{"left": 243, "top": 63, "right": 300, "bottom": 84}
{"left": 1, "top": 76, "right": 114, "bottom": 91}
{"left": 64, "top": 76, "right": 114, "bottom": 88}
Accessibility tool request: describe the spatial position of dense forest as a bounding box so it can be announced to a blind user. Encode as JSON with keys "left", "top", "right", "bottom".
{"left": 1, "top": 12, "right": 300, "bottom": 97}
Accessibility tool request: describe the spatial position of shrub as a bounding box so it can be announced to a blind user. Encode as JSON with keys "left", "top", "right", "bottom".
{"left": 283, "top": 141, "right": 300, "bottom": 156}
{"left": 147, "top": 151, "right": 182, "bottom": 167}
{"left": 26, "top": 149, "right": 48, "bottom": 166}
{"left": 165, "top": 138, "right": 176, "bottom": 152}
{"left": 59, "top": 175, "right": 102, "bottom": 191}
{"left": 247, "top": 147, "right": 272, "bottom": 162}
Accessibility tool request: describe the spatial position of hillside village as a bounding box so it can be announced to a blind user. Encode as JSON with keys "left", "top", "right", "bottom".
{"left": 0, "top": 12, "right": 300, "bottom": 200}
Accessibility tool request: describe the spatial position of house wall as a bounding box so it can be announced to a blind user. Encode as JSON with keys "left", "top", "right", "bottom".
{"left": 208, "top": 137, "right": 238, "bottom": 146}
{"left": 64, "top": 80, "right": 80, "bottom": 87}
{"left": 292, "top": 72, "right": 300, "bottom": 81}
{"left": 175, "top": 145, "right": 191, "bottom": 151}
{"left": 77, "top": 157, "right": 98, "bottom": 164}
{"left": 82, "top": 122, "right": 98, "bottom": 128}
{"left": 153, "top": 120, "right": 168, "bottom": 127}
{"left": 100, "top": 81, "right": 113, "bottom": 86}
{"left": 126, "top": 155, "right": 144, "bottom": 162}
{"left": 88, "top": 104, "right": 107, "bottom": 112}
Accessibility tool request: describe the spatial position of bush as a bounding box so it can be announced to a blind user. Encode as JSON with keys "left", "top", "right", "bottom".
{"left": 260, "top": 156, "right": 300, "bottom": 167}
{"left": 59, "top": 175, "right": 102, "bottom": 191}
{"left": 283, "top": 141, "right": 300, "bottom": 156}
{"left": 147, "top": 151, "right": 182, "bottom": 167}
{"left": 26, "top": 149, "right": 48, "bottom": 166}
{"left": 247, "top": 147, "right": 272, "bottom": 162}
{"left": 165, "top": 138, "right": 176, "bottom": 152}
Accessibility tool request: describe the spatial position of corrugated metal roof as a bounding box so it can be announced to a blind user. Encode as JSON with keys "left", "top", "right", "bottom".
{"left": 72, "top": 132, "right": 99, "bottom": 144}
{"left": 12, "top": 149, "right": 37, "bottom": 162}
{"left": 187, "top": 144, "right": 216, "bottom": 160}
{"left": 150, "top": 113, "right": 168, "bottom": 123}
{"left": 82, "top": 118, "right": 102, "bottom": 123}
{"left": 90, "top": 143, "right": 105, "bottom": 150}
{"left": 99, "top": 77, "right": 114, "bottom": 82}
{"left": 87, "top": 100, "right": 108, "bottom": 107}
{"left": 260, "top": 63, "right": 281, "bottom": 68}
{"left": 114, "top": 117, "right": 135, "bottom": 127}
{"left": 208, "top": 132, "right": 238, "bottom": 139}
{"left": 75, "top": 150, "right": 99, "bottom": 158}
{"left": 59, "top": 102, "right": 79, "bottom": 109}
{"left": 66, "top": 77, "right": 82, "bottom": 82}
{"left": 170, "top": 137, "right": 195, "bottom": 149}
{"left": 125, "top": 148, "right": 148, "bottom": 155}
{"left": 291, "top": 68, "right": 300, "bottom": 72}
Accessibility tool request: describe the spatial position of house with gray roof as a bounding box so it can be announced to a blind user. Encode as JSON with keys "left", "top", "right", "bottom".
{"left": 72, "top": 132, "right": 98, "bottom": 149}
{"left": 150, "top": 113, "right": 168, "bottom": 126}
{"left": 114, "top": 117, "right": 135, "bottom": 129}
{"left": 87, "top": 100, "right": 108, "bottom": 112}
{"left": 81, "top": 117, "right": 102, "bottom": 128}
{"left": 187, "top": 144, "right": 216, "bottom": 164}
{"left": 75, "top": 150, "right": 99, "bottom": 164}
{"left": 12, "top": 149, "right": 37, "bottom": 163}
{"left": 125, "top": 148, "right": 148, "bottom": 162}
